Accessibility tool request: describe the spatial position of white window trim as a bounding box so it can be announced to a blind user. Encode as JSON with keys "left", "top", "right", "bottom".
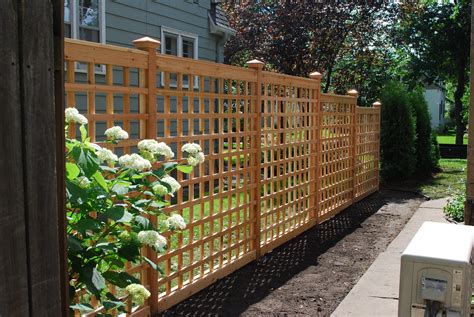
{"left": 67, "top": 0, "right": 106, "bottom": 73}
{"left": 160, "top": 26, "right": 199, "bottom": 89}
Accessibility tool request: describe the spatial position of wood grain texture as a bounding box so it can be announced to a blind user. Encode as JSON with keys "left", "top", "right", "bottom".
{"left": 1, "top": 1, "right": 64, "bottom": 316}
{"left": 20, "top": 1, "right": 63, "bottom": 315}
{"left": 0, "top": 1, "right": 30, "bottom": 315}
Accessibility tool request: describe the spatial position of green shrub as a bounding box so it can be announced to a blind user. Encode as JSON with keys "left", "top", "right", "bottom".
{"left": 431, "top": 134, "right": 441, "bottom": 170}
{"left": 408, "top": 89, "right": 439, "bottom": 178}
{"left": 444, "top": 191, "right": 465, "bottom": 222}
{"left": 380, "top": 81, "right": 416, "bottom": 181}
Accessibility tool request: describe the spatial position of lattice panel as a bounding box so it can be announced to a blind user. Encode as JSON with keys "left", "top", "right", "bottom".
{"left": 65, "top": 40, "right": 149, "bottom": 155}
{"left": 318, "top": 94, "right": 356, "bottom": 221}
{"left": 259, "top": 73, "right": 318, "bottom": 251}
{"left": 153, "top": 55, "right": 258, "bottom": 308}
{"left": 65, "top": 39, "right": 152, "bottom": 317}
{"left": 64, "top": 38, "right": 381, "bottom": 315}
{"left": 354, "top": 107, "right": 381, "bottom": 199}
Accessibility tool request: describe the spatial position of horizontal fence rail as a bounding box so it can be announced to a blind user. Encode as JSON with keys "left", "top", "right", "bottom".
{"left": 64, "top": 38, "right": 381, "bottom": 315}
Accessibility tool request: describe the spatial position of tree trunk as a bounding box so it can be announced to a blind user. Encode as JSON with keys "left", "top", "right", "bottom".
{"left": 454, "top": 66, "right": 467, "bottom": 145}
{"left": 323, "top": 64, "right": 333, "bottom": 93}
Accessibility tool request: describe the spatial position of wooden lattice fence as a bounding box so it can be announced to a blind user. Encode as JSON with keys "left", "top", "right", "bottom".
{"left": 65, "top": 37, "right": 381, "bottom": 315}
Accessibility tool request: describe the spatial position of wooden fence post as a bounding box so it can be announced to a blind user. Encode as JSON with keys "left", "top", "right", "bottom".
{"left": 309, "top": 72, "right": 322, "bottom": 223}
{"left": 247, "top": 59, "right": 264, "bottom": 257}
{"left": 133, "top": 36, "right": 160, "bottom": 313}
{"left": 347, "top": 89, "right": 358, "bottom": 203}
{"left": 373, "top": 101, "right": 382, "bottom": 191}
{"left": 133, "top": 37, "right": 160, "bottom": 139}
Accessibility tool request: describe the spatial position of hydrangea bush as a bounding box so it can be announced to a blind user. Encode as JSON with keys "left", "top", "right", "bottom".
{"left": 65, "top": 108, "right": 204, "bottom": 314}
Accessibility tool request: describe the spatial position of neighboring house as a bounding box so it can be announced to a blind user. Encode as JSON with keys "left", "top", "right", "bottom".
{"left": 423, "top": 82, "right": 446, "bottom": 129}
{"left": 64, "top": 0, "right": 235, "bottom": 63}
{"left": 64, "top": 0, "right": 235, "bottom": 146}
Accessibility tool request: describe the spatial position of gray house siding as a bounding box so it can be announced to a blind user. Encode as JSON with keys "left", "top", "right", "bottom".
{"left": 105, "top": 0, "right": 219, "bottom": 62}
{"left": 71, "top": 1, "right": 230, "bottom": 155}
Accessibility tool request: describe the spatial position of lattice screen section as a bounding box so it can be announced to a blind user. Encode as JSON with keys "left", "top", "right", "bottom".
{"left": 64, "top": 38, "right": 382, "bottom": 315}
{"left": 354, "top": 107, "right": 381, "bottom": 200}
{"left": 153, "top": 55, "right": 259, "bottom": 309}
{"left": 318, "top": 94, "right": 356, "bottom": 222}
{"left": 65, "top": 39, "right": 152, "bottom": 316}
{"left": 259, "top": 73, "right": 318, "bottom": 252}
{"left": 65, "top": 40, "right": 150, "bottom": 155}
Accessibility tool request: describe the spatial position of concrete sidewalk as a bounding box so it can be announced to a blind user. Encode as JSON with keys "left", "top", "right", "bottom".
{"left": 331, "top": 198, "right": 449, "bottom": 317}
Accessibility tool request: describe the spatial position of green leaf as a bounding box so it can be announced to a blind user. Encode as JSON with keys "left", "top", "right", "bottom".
{"left": 67, "top": 235, "right": 83, "bottom": 252}
{"left": 76, "top": 147, "right": 100, "bottom": 178}
{"left": 104, "top": 205, "right": 126, "bottom": 221}
{"left": 95, "top": 242, "right": 116, "bottom": 251}
{"left": 82, "top": 266, "right": 106, "bottom": 295}
{"left": 134, "top": 215, "right": 152, "bottom": 230}
{"left": 66, "top": 181, "right": 88, "bottom": 205}
{"left": 177, "top": 165, "right": 193, "bottom": 174}
{"left": 70, "top": 303, "right": 94, "bottom": 313}
{"left": 101, "top": 166, "right": 117, "bottom": 174}
{"left": 92, "top": 267, "right": 106, "bottom": 291}
{"left": 66, "top": 162, "right": 80, "bottom": 180}
{"left": 93, "top": 171, "right": 109, "bottom": 192}
{"left": 111, "top": 181, "right": 131, "bottom": 195}
{"left": 152, "top": 162, "right": 177, "bottom": 178}
{"left": 102, "top": 300, "right": 126, "bottom": 311}
{"left": 117, "top": 211, "right": 133, "bottom": 223}
{"left": 144, "top": 256, "right": 164, "bottom": 274}
{"left": 102, "top": 271, "right": 140, "bottom": 288}
{"left": 80, "top": 125, "right": 88, "bottom": 142}
{"left": 75, "top": 217, "right": 101, "bottom": 232}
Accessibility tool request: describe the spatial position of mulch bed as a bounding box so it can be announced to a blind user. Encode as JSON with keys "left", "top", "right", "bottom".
{"left": 159, "top": 189, "right": 425, "bottom": 317}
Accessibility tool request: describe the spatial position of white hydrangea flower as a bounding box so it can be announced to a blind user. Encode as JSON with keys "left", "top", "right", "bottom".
{"left": 152, "top": 184, "right": 168, "bottom": 196}
{"left": 76, "top": 176, "right": 91, "bottom": 188}
{"left": 104, "top": 126, "right": 129, "bottom": 140}
{"left": 138, "top": 139, "right": 174, "bottom": 159}
{"left": 160, "top": 175, "right": 181, "bottom": 196}
{"left": 181, "top": 143, "right": 202, "bottom": 155}
{"left": 65, "top": 107, "right": 88, "bottom": 125}
{"left": 187, "top": 152, "right": 205, "bottom": 167}
{"left": 155, "top": 234, "right": 167, "bottom": 250}
{"left": 118, "top": 154, "right": 151, "bottom": 171}
{"left": 167, "top": 214, "right": 186, "bottom": 230}
{"left": 96, "top": 147, "right": 118, "bottom": 163}
{"left": 125, "top": 283, "right": 151, "bottom": 306}
{"left": 137, "top": 230, "right": 160, "bottom": 247}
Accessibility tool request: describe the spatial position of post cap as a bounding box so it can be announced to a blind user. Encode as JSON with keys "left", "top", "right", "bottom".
{"left": 133, "top": 37, "right": 161, "bottom": 50}
{"left": 373, "top": 101, "right": 382, "bottom": 108}
{"left": 309, "top": 71, "right": 322, "bottom": 79}
{"left": 347, "top": 89, "right": 358, "bottom": 97}
{"left": 246, "top": 59, "right": 265, "bottom": 69}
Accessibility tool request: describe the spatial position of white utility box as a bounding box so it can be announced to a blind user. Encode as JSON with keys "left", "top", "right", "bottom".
{"left": 399, "top": 222, "right": 474, "bottom": 317}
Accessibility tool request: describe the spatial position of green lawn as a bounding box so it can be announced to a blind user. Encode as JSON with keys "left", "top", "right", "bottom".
{"left": 418, "top": 158, "right": 466, "bottom": 199}
{"left": 436, "top": 133, "right": 468, "bottom": 145}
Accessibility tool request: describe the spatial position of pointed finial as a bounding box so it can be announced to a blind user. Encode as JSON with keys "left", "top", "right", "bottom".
{"left": 246, "top": 59, "right": 265, "bottom": 69}
{"left": 347, "top": 89, "right": 358, "bottom": 97}
{"left": 133, "top": 37, "right": 160, "bottom": 50}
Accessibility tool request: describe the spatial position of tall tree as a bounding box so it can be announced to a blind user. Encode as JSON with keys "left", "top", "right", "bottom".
{"left": 400, "top": 0, "right": 471, "bottom": 145}
{"left": 223, "top": 1, "right": 397, "bottom": 101}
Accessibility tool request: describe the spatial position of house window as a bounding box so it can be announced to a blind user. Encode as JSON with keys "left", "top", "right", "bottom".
{"left": 64, "top": 0, "right": 105, "bottom": 44}
{"left": 161, "top": 26, "right": 198, "bottom": 88}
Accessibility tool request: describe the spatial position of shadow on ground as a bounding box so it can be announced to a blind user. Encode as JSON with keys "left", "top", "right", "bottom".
{"left": 159, "top": 190, "right": 418, "bottom": 317}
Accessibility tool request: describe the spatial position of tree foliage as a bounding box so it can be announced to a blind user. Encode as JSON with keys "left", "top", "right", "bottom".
{"left": 223, "top": 1, "right": 398, "bottom": 102}
{"left": 399, "top": 0, "right": 471, "bottom": 144}
{"left": 380, "top": 81, "right": 416, "bottom": 181}
{"left": 408, "top": 88, "right": 438, "bottom": 178}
